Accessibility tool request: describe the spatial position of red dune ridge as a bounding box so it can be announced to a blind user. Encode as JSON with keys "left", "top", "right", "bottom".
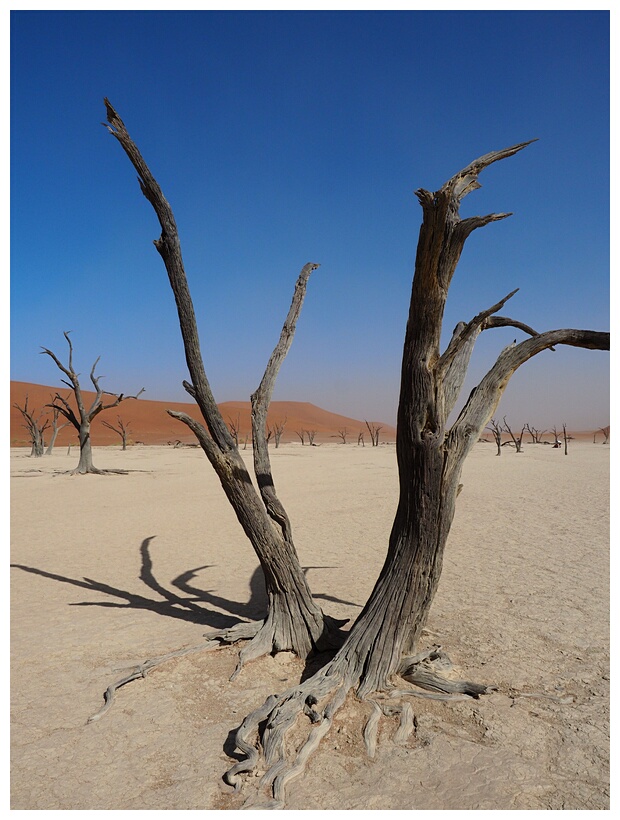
{"left": 10, "top": 381, "right": 397, "bottom": 447}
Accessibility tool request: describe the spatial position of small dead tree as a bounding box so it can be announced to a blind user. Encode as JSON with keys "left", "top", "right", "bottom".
{"left": 486, "top": 418, "right": 504, "bottom": 456}
{"left": 227, "top": 415, "right": 241, "bottom": 447}
{"left": 525, "top": 423, "right": 546, "bottom": 444}
{"left": 503, "top": 417, "right": 525, "bottom": 452}
{"left": 358, "top": 432, "right": 365, "bottom": 446}
{"left": 14, "top": 396, "right": 49, "bottom": 456}
{"left": 365, "top": 420, "right": 383, "bottom": 447}
{"left": 272, "top": 417, "right": 287, "bottom": 448}
{"left": 103, "top": 104, "right": 610, "bottom": 806}
{"left": 551, "top": 425, "right": 562, "bottom": 448}
{"left": 332, "top": 427, "right": 349, "bottom": 444}
{"left": 599, "top": 425, "right": 610, "bottom": 444}
{"left": 41, "top": 332, "right": 144, "bottom": 474}
{"left": 305, "top": 429, "right": 317, "bottom": 446}
{"left": 102, "top": 416, "right": 131, "bottom": 450}
{"left": 295, "top": 430, "right": 306, "bottom": 445}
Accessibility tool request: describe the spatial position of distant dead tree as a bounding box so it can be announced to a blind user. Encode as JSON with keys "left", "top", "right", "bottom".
{"left": 45, "top": 397, "right": 71, "bottom": 455}
{"left": 272, "top": 417, "right": 287, "bottom": 448}
{"left": 332, "top": 427, "right": 349, "bottom": 444}
{"left": 599, "top": 425, "right": 610, "bottom": 444}
{"left": 524, "top": 423, "right": 546, "bottom": 444}
{"left": 14, "top": 395, "right": 49, "bottom": 457}
{"left": 227, "top": 414, "right": 241, "bottom": 447}
{"left": 357, "top": 432, "right": 365, "bottom": 446}
{"left": 104, "top": 103, "right": 610, "bottom": 806}
{"left": 365, "top": 420, "right": 383, "bottom": 447}
{"left": 562, "top": 422, "right": 569, "bottom": 455}
{"left": 295, "top": 430, "right": 306, "bottom": 445}
{"left": 305, "top": 429, "right": 317, "bottom": 446}
{"left": 102, "top": 416, "right": 131, "bottom": 450}
{"left": 551, "top": 425, "right": 562, "bottom": 448}
{"left": 41, "top": 331, "right": 144, "bottom": 474}
{"left": 503, "top": 417, "right": 525, "bottom": 452}
{"left": 486, "top": 418, "right": 504, "bottom": 456}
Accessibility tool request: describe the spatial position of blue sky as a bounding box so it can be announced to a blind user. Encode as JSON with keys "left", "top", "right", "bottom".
{"left": 10, "top": 10, "right": 610, "bottom": 429}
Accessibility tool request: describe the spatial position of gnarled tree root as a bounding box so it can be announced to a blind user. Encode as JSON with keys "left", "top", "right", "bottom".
{"left": 87, "top": 613, "right": 346, "bottom": 724}
{"left": 87, "top": 619, "right": 264, "bottom": 723}
{"left": 224, "top": 647, "right": 502, "bottom": 807}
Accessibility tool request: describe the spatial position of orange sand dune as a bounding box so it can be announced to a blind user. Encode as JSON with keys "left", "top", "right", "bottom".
{"left": 10, "top": 381, "right": 396, "bottom": 447}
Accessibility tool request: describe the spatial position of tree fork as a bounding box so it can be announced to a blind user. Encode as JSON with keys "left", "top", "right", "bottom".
{"left": 105, "top": 99, "right": 344, "bottom": 663}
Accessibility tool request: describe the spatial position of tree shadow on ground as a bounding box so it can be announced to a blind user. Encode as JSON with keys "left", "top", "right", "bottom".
{"left": 11, "top": 537, "right": 360, "bottom": 632}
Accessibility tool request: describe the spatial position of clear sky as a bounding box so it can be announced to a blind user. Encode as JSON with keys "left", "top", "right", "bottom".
{"left": 10, "top": 9, "right": 610, "bottom": 430}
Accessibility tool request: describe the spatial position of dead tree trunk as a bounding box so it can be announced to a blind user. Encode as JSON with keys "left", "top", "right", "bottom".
{"left": 220, "top": 140, "right": 609, "bottom": 804}
{"left": 41, "top": 332, "right": 144, "bottom": 474}
{"left": 562, "top": 422, "right": 569, "bottom": 455}
{"left": 14, "top": 396, "right": 49, "bottom": 456}
{"left": 105, "top": 100, "right": 344, "bottom": 666}
{"left": 295, "top": 430, "right": 306, "bottom": 445}
{"left": 599, "top": 425, "right": 610, "bottom": 444}
{"left": 306, "top": 429, "right": 317, "bottom": 445}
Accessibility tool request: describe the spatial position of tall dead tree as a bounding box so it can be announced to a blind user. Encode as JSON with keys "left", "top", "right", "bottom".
{"left": 103, "top": 102, "right": 609, "bottom": 806}
{"left": 102, "top": 416, "right": 131, "bottom": 450}
{"left": 14, "top": 396, "right": 49, "bottom": 456}
{"left": 105, "top": 100, "right": 345, "bottom": 667}
{"left": 41, "top": 332, "right": 144, "bottom": 474}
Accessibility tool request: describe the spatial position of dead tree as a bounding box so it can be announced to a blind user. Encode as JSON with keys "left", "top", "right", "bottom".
{"left": 102, "top": 416, "right": 131, "bottom": 450}
{"left": 227, "top": 415, "right": 241, "bottom": 448}
{"left": 503, "top": 416, "right": 525, "bottom": 452}
{"left": 358, "top": 432, "right": 365, "bottom": 446}
{"left": 551, "top": 425, "right": 562, "bottom": 448}
{"left": 41, "top": 332, "right": 144, "bottom": 474}
{"left": 45, "top": 397, "right": 71, "bottom": 455}
{"left": 561, "top": 422, "right": 569, "bottom": 455}
{"left": 525, "top": 423, "right": 546, "bottom": 445}
{"left": 365, "top": 420, "right": 383, "bottom": 447}
{"left": 14, "top": 396, "right": 49, "bottom": 456}
{"left": 104, "top": 104, "right": 609, "bottom": 806}
{"left": 332, "top": 427, "right": 349, "bottom": 444}
{"left": 599, "top": 425, "right": 610, "bottom": 444}
{"left": 295, "top": 430, "right": 306, "bottom": 445}
{"left": 272, "top": 417, "right": 287, "bottom": 448}
{"left": 305, "top": 429, "right": 317, "bottom": 446}
{"left": 486, "top": 418, "right": 503, "bottom": 455}
{"left": 105, "top": 100, "right": 344, "bottom": 668}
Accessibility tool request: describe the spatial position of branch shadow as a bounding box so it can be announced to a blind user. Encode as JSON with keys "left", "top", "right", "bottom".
{"left": 11, "top": 543, "right": 361, "bottom": 636}
{"left": 10, "top": 536, "right": 269, "bottom": 631}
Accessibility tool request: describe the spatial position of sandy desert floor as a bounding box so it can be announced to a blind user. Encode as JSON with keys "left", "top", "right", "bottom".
{"left": 10, "top": 441, "right": 609, "bottom": 810}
